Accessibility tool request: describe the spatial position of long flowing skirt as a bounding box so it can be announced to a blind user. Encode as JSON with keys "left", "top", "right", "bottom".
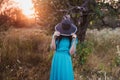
{"left": 50, "top": 51, "right": 74, "bottom": 80}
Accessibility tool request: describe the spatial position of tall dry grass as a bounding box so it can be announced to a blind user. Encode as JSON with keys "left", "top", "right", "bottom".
{"left": 76, "top": 28, "right": 120, "bottom": 80}
{"left": 0, "top": 28, "right": 52, "bottom": 80}
{"left": 0, "top": 28, "right": 120, "bottom": 80}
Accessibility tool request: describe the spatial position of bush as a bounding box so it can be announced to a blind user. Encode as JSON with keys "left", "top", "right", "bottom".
{"left": 76, "top": 41, "right": 93, "bottom": 65}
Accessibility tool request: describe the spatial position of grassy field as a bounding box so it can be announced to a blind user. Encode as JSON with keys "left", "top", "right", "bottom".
{"left": 75, "top": 28, "right": 120, "bottom": 80}
{"left": 0, "top": 28, "right": 120, "bottom": 80}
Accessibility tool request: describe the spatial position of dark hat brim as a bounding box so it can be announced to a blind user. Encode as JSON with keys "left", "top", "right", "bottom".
{"left": 55, "top": 23, "right": 77, "bottom": 36}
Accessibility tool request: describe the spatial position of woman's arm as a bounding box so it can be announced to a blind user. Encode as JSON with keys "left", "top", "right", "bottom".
{"left": 69, "top": 33, "right": 77, "bottom": 55}
{"left": 70, "top": 38, "right": 77, "bottom": 55}
{"left": 50, "top": 36, "right": 56, "bottom": 50}
{"left": 50, "top": 31, "right": 60, "bottom": 50}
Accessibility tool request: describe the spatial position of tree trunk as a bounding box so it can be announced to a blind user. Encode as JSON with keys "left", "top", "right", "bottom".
{"left": 77, "top": 14, "right": 89, "bottom": 43}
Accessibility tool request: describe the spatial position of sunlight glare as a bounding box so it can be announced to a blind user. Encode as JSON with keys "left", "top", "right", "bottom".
{"left": 14, "top": 0, "right": 35, "bottom": 18}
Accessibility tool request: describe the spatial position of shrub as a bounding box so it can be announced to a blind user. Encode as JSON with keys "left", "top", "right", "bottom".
{"left": 76, "top": 41, "right": 93, "bottom": 65}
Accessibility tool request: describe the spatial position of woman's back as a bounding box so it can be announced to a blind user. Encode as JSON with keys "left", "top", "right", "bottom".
{"left": 56, "top": 37, "right": 71, "bottom": 52}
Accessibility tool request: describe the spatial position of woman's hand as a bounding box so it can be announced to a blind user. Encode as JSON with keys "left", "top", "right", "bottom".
{"left": 53, "top": 31, "right": 60, "bottom": 39}
{"left": 71, "top": 33, "right": 77, "bottom": 39}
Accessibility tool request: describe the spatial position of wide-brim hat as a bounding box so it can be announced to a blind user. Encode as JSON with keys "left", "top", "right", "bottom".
{"left": 55, "top": 19, "right": 77, "bottom": 36}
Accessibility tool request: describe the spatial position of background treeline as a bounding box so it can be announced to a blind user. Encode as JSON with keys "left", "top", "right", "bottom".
{"left": 0, "top": 0, "right": 119, "bottom": 41}
{"left": 0, "top": 0, "right": 120, "bottom": 31}
{"left": 0, "top": 0, "right": 120, "bottom": 80}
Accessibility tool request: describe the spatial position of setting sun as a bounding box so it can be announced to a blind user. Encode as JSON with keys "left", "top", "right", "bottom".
{"left": 14, "top": 0, "right": 35, "bottom": 18}
{"left": 0, "top": 0, "right": 36, "bottom": 18}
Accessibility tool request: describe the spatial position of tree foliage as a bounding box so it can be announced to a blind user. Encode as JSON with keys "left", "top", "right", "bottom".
{"left": 33, "top": 0, "right": 119, "bottom": 42}
{"left": 33, "top": 0, "right": 96, "bottom": 42}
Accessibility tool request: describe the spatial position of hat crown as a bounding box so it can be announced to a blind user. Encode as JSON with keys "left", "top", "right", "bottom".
{"left": 61, "top": 19, "right": 71, "bottom": 31}
{"left": 61, "top": 19, "right": 71, "bottom": 24}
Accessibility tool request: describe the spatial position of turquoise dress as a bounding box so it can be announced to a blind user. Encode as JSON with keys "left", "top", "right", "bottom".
{"left": 50, "top": 37, "right": 77, "bottom": 80}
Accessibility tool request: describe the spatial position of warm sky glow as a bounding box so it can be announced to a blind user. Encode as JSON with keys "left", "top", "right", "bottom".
{"left": 0, "top": 0, "right": 35, "bottom": 18}
{"left": 14, "top": 0, "right": 35, "bottom": 18}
